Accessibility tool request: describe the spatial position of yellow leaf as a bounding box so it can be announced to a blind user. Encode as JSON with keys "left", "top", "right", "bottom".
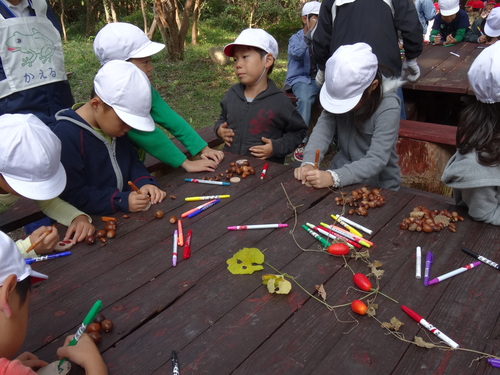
{"left": 262, "top": 274, "right": 292, "bottom": 294}
{"left": 227, "top": 247, "right": 265, "bottom": 274}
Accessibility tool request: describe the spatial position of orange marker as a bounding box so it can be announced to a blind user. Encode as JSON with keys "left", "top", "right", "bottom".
{"left": 314, "top": 149, "right": 320, "bottom": 170}
{"left": 177, "top": 220, "right": 184, "bottom": 246}
{"left": 127, "top": 181, "right": 141, "bottom": 194}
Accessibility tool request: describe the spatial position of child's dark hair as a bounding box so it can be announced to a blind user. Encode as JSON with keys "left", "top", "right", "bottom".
{"left": 457, "top": 101, "right": 500, "bottom": 166}
{"left": 15, "top": 276, "right": 31, "bottom": 305}
{"left": 256, "top": 48, "right": 275, "bottom": 75}
{"left": 355, "top": 70, "right": 382, "bottom": 123}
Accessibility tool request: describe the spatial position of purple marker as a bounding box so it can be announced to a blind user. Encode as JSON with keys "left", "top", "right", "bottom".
{"left": 488, "top": 358, "right": 500, "bottom": 368}
{"left": 428, "top": 262, "right": 481, "bottom": 285}
{"left": 424, "top": 251, "right": 433, "bottom": 286}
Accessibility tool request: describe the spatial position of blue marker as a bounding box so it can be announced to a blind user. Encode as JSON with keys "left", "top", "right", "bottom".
{"left": 424, "top": 251, "right": 433, "bottom": 286}
{"left": 187, "top": 198, "right": 221, "bottom": 218}
{"left": 25, "top": 251, "right": 71, "bottom": 264}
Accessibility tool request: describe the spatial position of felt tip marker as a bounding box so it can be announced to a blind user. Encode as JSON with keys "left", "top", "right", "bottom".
{"left": 184, "top": 178, "right": 230, "bottom": 186}
{"left": 172, "top": 350, "right": 180, "bottom": 375}
{"left": 428, "top": 261, "right": 481, "bottom": 285}
{"left": 320, "top": 223, "right": 372, "bottom": 247}
{"left": 301, "top": 224, "right": 331, "bottom": 248}
{"left": 58, "top": 300, "right": 102, "bottom": 368}
{"left": 183, "top": 230, "right": 192, "bottom": 259}
{"left": 416, "top": 246, "right": 422, "bottom": 279}
{"left": 187, "top": 198, "right": 220, "bottom": 218}
{"left": 424, "top": 251, "right": 433, "bottom": 286}
{"left": 306, "top": 223, "right": 356, "bottom": 249}
{"left": 172, "top": 230, "right": 178, "bottom": 267}
{"left": 185, "top": 195, "right": 230, "bottom": 201}
{"left": 26, "top": 251, "right": 71, "bottom": 264}
{"left": 227, "top": 224, "right": 288, "bottom": 230}
{"left": 462, "top": 247, "right": 499, "bottom": 270}
{"left": 489, "top": 358, "right": 500, "bottom": 368}
{"left": 331, "top": 214, "right": 363, "bottom": 237}
{"left": 260, "top": 163, "right": 269, "bottom": 179}
{"left": 177, "top": 220, "right": 184, "bottom": 246}
{"left": 181, "top": 199, "right": 217, "bottom": 218}
{"left": 401, "top": 305, "right": 459, "bottom": 348}
{"left": 332, "top": 214, "right": 372, "bottom": 235}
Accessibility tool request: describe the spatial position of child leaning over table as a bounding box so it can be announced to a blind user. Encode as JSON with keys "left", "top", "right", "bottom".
{"left": 441, "top": 42, "right": 500, "bottom": 225}
{"left": 0, "top": 113, "right": 95, "bottom": 258}
{"left": 465, "top": 7, "right": 500, "bottom": 43}
{"left": 53, "top": 60, "right": 166, "bottom": 215}
{"left": 93, "top": 22, "right": 224, "bottom": 173}
{"left": 214, "top": 28, "right": 308, "bottom": 164}
{"left": 431, "top": 0, "right": 470, "bottom": 45}
{"left": 0, "top": 230, "right": 108, "bottom": 374}
{"left": 294, "top": 43, "right": 402, "bottom": 190}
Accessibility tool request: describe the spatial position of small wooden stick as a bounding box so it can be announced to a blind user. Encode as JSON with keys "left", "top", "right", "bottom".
{"left": 128, "top": 181, "right": 141, "bottom": 194}
{"left": 26, "top": 225, "right": 55, "bottom": 253}
{"left": 314, "top": 149, "right": 320, "bottom": 170}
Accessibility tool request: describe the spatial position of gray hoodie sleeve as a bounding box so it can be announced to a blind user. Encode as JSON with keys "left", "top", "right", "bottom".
{"left": 459, "top": 187, "right": 500, "bottom": 225}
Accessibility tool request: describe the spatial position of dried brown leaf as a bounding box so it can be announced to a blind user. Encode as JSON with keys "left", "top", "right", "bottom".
{"left": 352, "top": 250, "right": 370, "bottom": 260}
{"left": 414, "top": 336, "right": 437, "bottom": 349}
{"left": 368, "top": 260, "right": 385, "bottom": 279}
{"left": 315, "top": 284, "right": 327, "bottom": 301}
{"left": 381, "top": 317, "right": 404, "bottom": 331}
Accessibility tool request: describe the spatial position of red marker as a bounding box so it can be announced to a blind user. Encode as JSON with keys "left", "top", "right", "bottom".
{"left": 260, "top": 163, "right": 269, "bottom": 179}
{"left": 183, "top": 230, "right": 192, "bottom": 259}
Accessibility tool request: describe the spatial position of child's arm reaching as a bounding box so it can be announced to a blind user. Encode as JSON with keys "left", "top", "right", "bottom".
{"left": 15, "top": 351, "right": 48, "bottom": 369}
{"left": 56, "top": 334, "right": 108, "bottom": 375}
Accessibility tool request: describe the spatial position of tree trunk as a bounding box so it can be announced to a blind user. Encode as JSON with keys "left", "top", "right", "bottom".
{"left": 191, "top": 0, "right": 201, "bottom": 45}
{"left": 110, "top": 0, "right": 117, "bottom": 22}
{"left": 103, "top": 0, "right": 111, "bottom": 23}
{"left": 140, "top": 0, "right": 148, "bottom": 33}
{"left": 85, "top": 0, "right": 98, "bottom": 37}
{"left": 59, "top": 0, "right": 67, "bottom": 42}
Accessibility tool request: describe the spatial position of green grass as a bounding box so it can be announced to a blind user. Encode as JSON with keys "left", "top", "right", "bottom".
{"left": 63, "top": 23, "right": 291, "bottom": 130}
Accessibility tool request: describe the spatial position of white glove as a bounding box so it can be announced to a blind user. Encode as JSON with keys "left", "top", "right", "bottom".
{"left": 315, "top": 69, "right": 325, "bottom": 87}
{"left": 403, "top": 58, "right": 420, "bottom": 82}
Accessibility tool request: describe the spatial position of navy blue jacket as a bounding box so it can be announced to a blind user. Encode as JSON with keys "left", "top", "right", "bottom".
{"left": 53, "top": 108, "right": 158, "bottom": 215}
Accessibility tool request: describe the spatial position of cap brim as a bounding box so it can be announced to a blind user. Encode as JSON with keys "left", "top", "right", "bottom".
{"left": 441, "top": 5, "right": 460, "bottom": 16}
{"left": 485, "top": 24, "right": 500, "bottom": 37}
{"left": 129, "top": 41, "right": 165, "bottom": 59}
{"left": 319, "top": 84, "right": 362, "bottom": 114}
{"left": 3, "top": 162, "right": 67, "bottom": 201}
{"left": 30, "top": 269, "right": 49, "bottom": 284}
{"left": 115, "top": 108, "right": 155, "bottom": 132}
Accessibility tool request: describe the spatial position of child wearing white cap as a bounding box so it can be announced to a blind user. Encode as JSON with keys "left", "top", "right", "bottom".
{"left": 441, "top": 42, "right": 500, "bottom": 225}
{"left": 0, "top": 113, "right": 95, "bottom": 258}
{"left": 294, "top": 43, "right": 402, "bottom": 190}
{"left": 0, "top": 230, "right": 108, "bottom": 374}
{"left": 431, "top": 0, "right": 470, "bottom": 45}
{"left": 53, "top": 60, "right": 166, "bottom": 215}
{"left": 215, "top": 28, "right": 307, "bottom": 163}
{"left": 93, "top": 22, "right": 224, "bottom": 173}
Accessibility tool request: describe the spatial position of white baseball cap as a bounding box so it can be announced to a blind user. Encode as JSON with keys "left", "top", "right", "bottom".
{"left": 320, "top": 43, "right": 378, "bottom": 114}
{"left": 94, "top": 22, "right": 165, "bottom": 65}
{"left": 224, "top": 28, "right": 279, "bottom": 59}
{"left": 302, "top": 1, "right": 321, "bottom": 16}
{"left": 94, "top": 60, "right": 155, "bottom": 132}
{"left": 0, "top": 113, "right": 66, "bottom": 200}
{"left": 0, "top": 231, "right": 48, "bottom": 286}
{"left": 468, "top": 41, "right": 500, "bottom": 103}
{"left": 485, "top": 8, "right": 500, "bottom": 37}
{"left": 439, "top": 0, "right": 460, "bottom": 16}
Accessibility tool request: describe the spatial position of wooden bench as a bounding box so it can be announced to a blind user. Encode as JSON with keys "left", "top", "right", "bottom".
{"left": 397, "top": 119, "right": 457, "bottom": 197}
{"left": 1, "top": 126, "right": 222, "bottom": 233}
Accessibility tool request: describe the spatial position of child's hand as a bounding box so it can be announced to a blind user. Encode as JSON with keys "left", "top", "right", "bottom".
{"left": 217, "top": 122, "right": 235, "bottom": 147}
{"left": 16, "top": 351, "right": 48, "bottom": 369}
{"left": 64, "top": 215, "right": 95, "bottom": 244}
{"left": 181, "top": 159, "right": 218, "bottom": 173}
{"left": 478, "top": 35, "right": 487, "bottom": 43}
{"left": 29, "top": 226, "right": 59, "bottom": 255}
{"left": 56, "top": 334, "right": 108, "bottom": 375}
{"left": 139, "top": 184, "right": 166, "bottom": 204}
{"left": 445, "top": 35, "right": 456, "bottom": 44}
{"left": 200, "top": 146, "right": 224, "bottom": 164}
{"left": 128, "top": 191, "right": 152, "bottom": 212}
{"left": 294, "top": 164, "right": 314, "bottom": 184}
{"left": 303, "top": 169, "right": 334, "bottom": 188}
{"left": 433, "top": 35, "right": 442, "bottom": 44}
{"left": 249, "top": 137, "right": 273, "bottom": 159}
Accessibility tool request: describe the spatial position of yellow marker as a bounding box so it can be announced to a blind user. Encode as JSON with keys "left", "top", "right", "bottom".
{"left": 185, "top": 195, "right": 230, "bottom": 201}
{"left": 331, "top": 214, "right": 363, "bottom": 238}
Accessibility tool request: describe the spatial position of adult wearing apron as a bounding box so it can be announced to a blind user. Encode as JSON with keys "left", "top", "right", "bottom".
{"left": 0, "top": 0, "right": 73, "bottom": 129}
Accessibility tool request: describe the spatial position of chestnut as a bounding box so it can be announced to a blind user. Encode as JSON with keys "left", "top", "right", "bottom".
{"left": 85, "top": 235, "right": 96, "bottom": 245}
{"left": 88, "top": 331, "right": 102, "bottom": 344}
{"left": 95, "top": 230, "right": 106, "bottom": 239}
{"left": 94, "top": 313, "right": 106, "bottom": 324}
{"left": 87, "top": 322, "right": 101, "bottom": 333}
{"left": 169, "top": 215, "right": 178, "bottom": 224}
{"left": 104, "top": 223, "right": 116, "bottom": 231}
{"left": 155, "top": 210, "right": 164, "bottom": 219}
{"left": 101, "top": 319, "right": 113, "bottom": 333}
{"left": 106, "top": 230, "right": 116, "bottom": 239}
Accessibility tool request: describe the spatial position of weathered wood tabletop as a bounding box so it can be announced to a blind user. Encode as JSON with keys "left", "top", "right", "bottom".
{"left": 22, "top": 153, "right": 500, "bottom": 374}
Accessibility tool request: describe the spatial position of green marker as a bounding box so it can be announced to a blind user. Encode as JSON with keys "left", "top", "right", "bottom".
{"left": 58, "top": 300, "right": 102, "bottom": 369}
{"left": 302, "top": 224, "right": 331, "bottom": 248}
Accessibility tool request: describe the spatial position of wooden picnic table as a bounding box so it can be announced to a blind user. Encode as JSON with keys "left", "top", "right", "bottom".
{"left": 403, "top": 42, "right": 487, "bottom": 124}
{"left": 22, "top": 152, "right": 500, "bottom": 374}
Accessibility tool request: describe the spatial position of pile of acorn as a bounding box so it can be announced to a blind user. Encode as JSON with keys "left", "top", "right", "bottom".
{"left": 87, "top": 312, "right": 113, "bottom": 344}
{"left": 85, "top": 218, "right": 117, "bottom": 246}
{"left": 224, "top": 160, "right": 256, "bottom": 180}
{"left": 334, "top": 187, "right": 385, "bottom": 216}
{"left": 399, "top": 206, "right": 464, "bottom": 233}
